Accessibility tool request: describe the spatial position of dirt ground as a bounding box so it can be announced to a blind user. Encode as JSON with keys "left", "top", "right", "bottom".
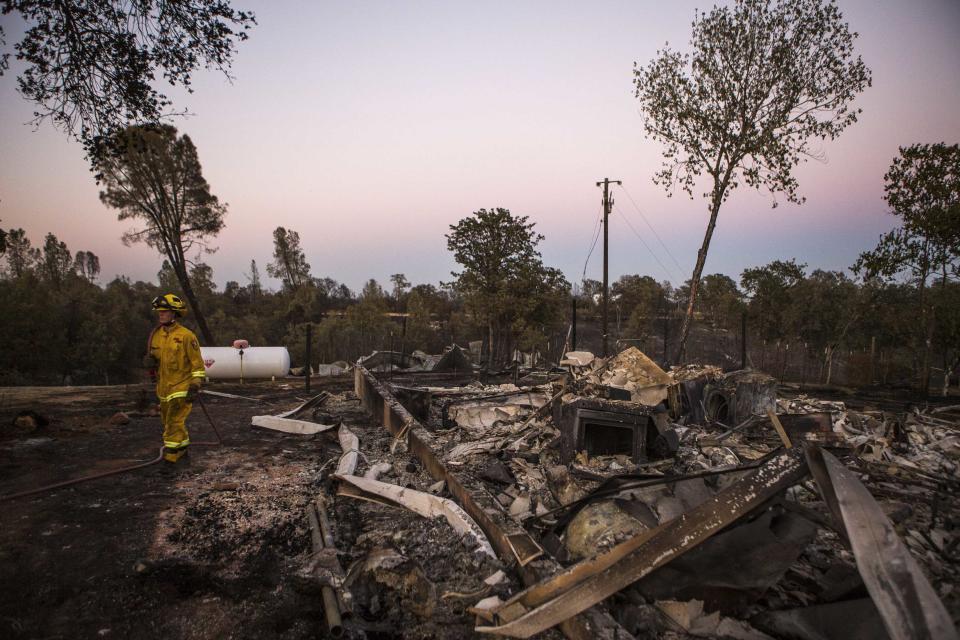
{"left": 0, "top": 377, "right": 452, "bottom": 640}
{"left": 2, "top": 376, "right": 957, "bottom": 640}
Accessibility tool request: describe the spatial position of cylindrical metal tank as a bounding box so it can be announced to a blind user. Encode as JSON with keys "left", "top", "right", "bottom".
{"left": 200, "top": 346, "right": 291, "bottom": 380}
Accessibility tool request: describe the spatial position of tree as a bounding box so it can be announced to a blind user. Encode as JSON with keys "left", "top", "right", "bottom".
{"left": 854, "top": 143, "right": 960, "bottom": 395}
{"left": 39, "top": 232, "right": 73, "bottom": 288}
{"left": 1, "top": 1, "right": 255, "bottom": 157}
{"left": 788, "top": 269, "right": 861, "bottom": 383}
{"left": 1, "top": 228, "right": 36, "bottom": 278}
{"left": 96, "top": 124, "right": 225, "bottom": 344}
{"left": 633, "top": 0, "right": 871, "bottom": 363}
{"left": 73, "top": 250, "right": 100, "bottom": 282}
{"left": 245, "top": 259, "right": 262, "bottom": 298}
{"left": 741, "top": 259, "right": 806, "bottom": 342}
{"left": 390, "top": 273, "right": 410, "bottom": 307}
{"left": 697, "top": 273, "right": 744, "bottom": 329}
{"left": 267, "top": 227, "right": 311, "bottom": 291}
{"left": 446, "top": 208, "right": 569, "bottom": 366}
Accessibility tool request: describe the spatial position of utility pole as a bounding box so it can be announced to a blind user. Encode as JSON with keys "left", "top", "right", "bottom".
{"left": 596, "top": 178, "right": 621, "bottom": 358}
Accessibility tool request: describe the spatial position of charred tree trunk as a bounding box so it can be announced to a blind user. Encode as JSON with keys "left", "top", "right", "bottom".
{"left": 825, "top": 345, "right": 836, "bottom": 386}
{"left": 487, "top": 317, "right": 495, "bottom": 370}
{"left": 918, "top": 243, "right": 931, "bottom": 397}
{"left": 175, "top": 266, "right": 216, "bottom": 345}
{"left": 676, "top": 173, "right": 730, "bottom": 364}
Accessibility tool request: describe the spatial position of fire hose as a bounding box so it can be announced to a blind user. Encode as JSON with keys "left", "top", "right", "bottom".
{"left": 0, "top": 394, "right": 223, "bottom": 503}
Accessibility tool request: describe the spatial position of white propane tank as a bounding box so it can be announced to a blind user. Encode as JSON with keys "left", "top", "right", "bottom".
{"left": 200, "top": 346, "right": 291, "bottom": 380}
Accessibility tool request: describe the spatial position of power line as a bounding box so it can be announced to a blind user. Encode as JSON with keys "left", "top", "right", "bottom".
{"left": 581, "top": 207, "right": 603, "bottom": 284}
{"left": 617, "top": 184, "right": 688, "bottom": 278}
{"left": 613, "top": 202, "right": 677, "bottom": 283}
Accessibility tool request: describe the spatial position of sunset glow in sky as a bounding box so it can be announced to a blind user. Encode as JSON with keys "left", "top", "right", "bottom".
{"left": 2, "top": 0, "right": 959, "bottom": 292}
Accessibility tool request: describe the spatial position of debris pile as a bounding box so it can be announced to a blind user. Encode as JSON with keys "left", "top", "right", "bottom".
{"left": 216, "top": 347, "right": 958, "bottom": 638}
{"left": 341, "top": 348, "right": 959, "bottom": 639}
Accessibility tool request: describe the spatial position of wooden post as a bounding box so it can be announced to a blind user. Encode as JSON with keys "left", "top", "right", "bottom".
{"left": 305, "top": 323, "right": 312, "bottom": 394}
{"left": 766, "top": 409, "right": 792, "bottom": 449}
{"left": 741, "top": 311, "right": 747, "bottom": 370}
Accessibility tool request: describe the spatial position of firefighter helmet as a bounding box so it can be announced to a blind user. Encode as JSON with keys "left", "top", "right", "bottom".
{"left": 152, "top": 293, "right": 187, "bottom": 317}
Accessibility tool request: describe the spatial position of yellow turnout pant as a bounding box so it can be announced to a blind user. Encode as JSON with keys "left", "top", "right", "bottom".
{"left": 160, "top": 397, "right": 192, "bottom": 462}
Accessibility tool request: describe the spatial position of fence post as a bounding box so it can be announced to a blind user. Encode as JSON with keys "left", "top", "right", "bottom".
{"left": 305, "top": 323, "right": 312, "bottom": 394}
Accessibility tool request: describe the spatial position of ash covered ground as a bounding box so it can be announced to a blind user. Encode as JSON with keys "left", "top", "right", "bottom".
{"left": 1, "top": 367, "right": 958, "bottom": 640}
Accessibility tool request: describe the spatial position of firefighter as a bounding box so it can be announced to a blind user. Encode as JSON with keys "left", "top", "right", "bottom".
{"left": 144, "top": 294, "right": 206, "bottom": 463}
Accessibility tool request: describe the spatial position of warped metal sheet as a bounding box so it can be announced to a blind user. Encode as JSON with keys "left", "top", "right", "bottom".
{"left": 807, "top": 445, "right": 958, "bottom": 640}
{"left": 476, "top": 448, "right": 808, "bottom": 638}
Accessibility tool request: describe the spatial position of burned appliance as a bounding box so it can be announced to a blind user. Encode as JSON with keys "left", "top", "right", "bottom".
{"left": 702, "top": 369, "right": 777, "bottom": 426}
{"left": 555, "top": 397, "right": 657, "bottom": 464}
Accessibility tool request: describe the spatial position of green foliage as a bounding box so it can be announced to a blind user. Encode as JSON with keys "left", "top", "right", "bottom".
{"left": 634, "top": 0, "right": 871, "bottom": 361}
{"left": 74, "top": 250, "right": 100, "bottom": 282}
{"left": 2, "top": 1, "right": 255, "bottom": 157}
{"left": 95, "top": 124, "right": 225, "bottom": 343}
{"left": 0, "top": 228, "right": 157, "bottom": 384}
{"left": 741, "top": 259, "right": 806, "bottom": 341}
{"left": 855, "top": 143, "right": 960, "bottom": 282}
{"left": 2, "top": 228, "right": 36, "bottom": 278}
{"left": 446, "top": 208, "right": 569, "bottom": 364}
{"left": 634, "top": 0, "right": 871, "bottom": 204}
{"left": 854, "top": 143, "right": 960, "bottom": 393}
{"left": 39, "top": 233, "right": 74, "bottom": 288}
{"left": 693, "top": 273, "right": 744, "bottom": 329}
{"left": 787, "top": 270, "right": 861, "bottom": 380}
{"left": 613, "top": 275, "right": 668, "bottom": 337}
{"left": 390, "top": 273, "right": 411, "bottom": 307}
{"left": 267, "top": 227, "right": 311, "bottom": 291}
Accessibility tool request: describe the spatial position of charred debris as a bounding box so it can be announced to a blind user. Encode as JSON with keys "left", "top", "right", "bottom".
{"left": 266, "top": 345, "right": 958, "bottom": 639}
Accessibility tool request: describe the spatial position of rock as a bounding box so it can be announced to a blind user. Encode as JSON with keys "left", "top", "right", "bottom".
{"left": 479, "top": 459, "right": 515, "bottom": 485}
{"left": 509, "top": 495, "right": 531, "bottom": 519}
{"left": 13, "top": 413, "right": 37, "bottom": 431}
{"left": 13, "top": 410, "right": 48, "bottom": 431}
{"left": 108, "top": 412, "right": 130, "bottom": 426}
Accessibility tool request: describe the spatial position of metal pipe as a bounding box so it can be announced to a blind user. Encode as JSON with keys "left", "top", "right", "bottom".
{"left": 306, "top": 505, "right": 343, "bottom": 637}
{"left": 315, "top": 495, "right": 352, "bottom": 617}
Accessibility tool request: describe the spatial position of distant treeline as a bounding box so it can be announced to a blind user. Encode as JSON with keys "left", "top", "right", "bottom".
{"left": 1, "top": 226, "right": 957, "bottom": 393}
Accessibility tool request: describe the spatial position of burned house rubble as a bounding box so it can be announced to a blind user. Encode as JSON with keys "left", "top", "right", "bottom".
{"left": 8, "top": 345, "right": 956, "bottom": 639}
{"left": 243, "top": 345, "right": 959, "bottom": 639}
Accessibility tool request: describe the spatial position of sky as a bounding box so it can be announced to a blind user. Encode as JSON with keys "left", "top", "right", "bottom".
{"left": 1, "top": 0, "right": 959, "bottom": 293}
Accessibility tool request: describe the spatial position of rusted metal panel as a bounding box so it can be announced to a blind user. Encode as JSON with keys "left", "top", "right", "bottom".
{"left": 352, "top": 366, "right": 632, "bottom": 640}
{"left": 475, "top": 448, "right": 809, "bottom": 638}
